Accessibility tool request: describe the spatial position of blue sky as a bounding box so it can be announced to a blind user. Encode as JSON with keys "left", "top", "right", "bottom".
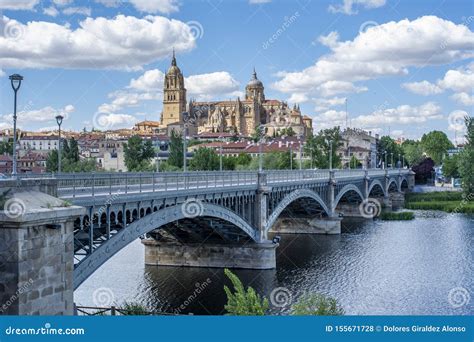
{"left": 0, "top": 0, "right": 472, "bottom": 143}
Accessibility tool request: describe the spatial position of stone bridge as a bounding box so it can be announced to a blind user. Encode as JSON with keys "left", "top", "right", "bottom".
{"left": 0, "top": 168, "right": 413, "bottom": 315}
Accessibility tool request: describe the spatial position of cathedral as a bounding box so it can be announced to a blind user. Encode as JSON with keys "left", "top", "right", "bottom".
{"left": 159, "top": 52, "right": 313, "bottom": 137}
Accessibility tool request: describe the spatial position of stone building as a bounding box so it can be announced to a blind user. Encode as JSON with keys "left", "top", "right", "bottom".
{"left": 159, "top": 54, "right": 312, "bottom": 138}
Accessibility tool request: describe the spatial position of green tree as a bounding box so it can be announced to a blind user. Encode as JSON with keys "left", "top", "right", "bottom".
{"left": 223, "top": 269, "right": 269, "bottom": 315}
{"left": 123, "top": 135, "right": 155, "bottom": 171}
{"left": 401, "top": 140, "right": 423, "bottom": 167}
{"left": 420, "top": 131, "right": 453, "bottom": 165}
{"left": 168, "top": 130, "right": 184, "bottom": 169}
{"left": 458, "top": 117, "right": 474, "bottom": 195}
{"left": 190, "top": 147, "right": 219, "bottom": 171}
{"left": 304, "top": 127, "right": 343, "bottom": 169}
{"left": 264, "top": 150, "right": 293, "bottom": 170}
{"left": 377, "top": 136, "right": 403, "bottom": 168}
{"left": 235, "top": 153, "right": 252, "bottom": 166}
{"left": 442, "top": 154, "right": 460, "bottom": 179}
{"left": 0, "top": 141, "right": 13, "bottom": 155}
{"left": 46, "top": 150, "right": 58, "bottom": 172}
{"left": 349, "top": 155, "right": 362, "bottom": 168}
{"left": 292, "top": 293, "right": 344, "bottom": 316}
{"left": 65, "top": 137, "right": 80, "bottom": 162}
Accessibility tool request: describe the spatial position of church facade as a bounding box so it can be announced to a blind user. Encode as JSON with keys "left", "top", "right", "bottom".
{"left": 159, "top": 53, "right": 312, "bottom": 137}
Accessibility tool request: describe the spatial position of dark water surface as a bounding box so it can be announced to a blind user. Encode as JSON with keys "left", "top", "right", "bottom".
{"left": 75, "top": 211, "right": 473, "bottom": 315}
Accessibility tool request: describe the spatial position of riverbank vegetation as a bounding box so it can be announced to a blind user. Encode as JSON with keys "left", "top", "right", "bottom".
{"left": 380, "top": 211, "right": 415, "bottom": 220}
{"left": 223, "top": 269, "right": 343, "bottom": 316}
{"left": 405, "top": 192, "right": 474, "bottom": 214}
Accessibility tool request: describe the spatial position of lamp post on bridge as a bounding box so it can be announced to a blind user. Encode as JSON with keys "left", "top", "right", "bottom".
{"left": 9, "top": 73, "right": 23, "bottom": 177}
{"left": 257, "top": 125, "right": 265, "bottom": 172}
{"left": 329, "top": 140, "right": 333, "bottom": 170}
{"left": 55, "top": 114, "right": 64, "bottom": 174}
{"left": 183, "top": 124, "right": 187, "bottom": 172}
{"left": 391, "top": 153, "right": 394, "bottom": 169}
{"left": 383, "top": 151, "right": 387, "bottom": 170}
{"left": 299, "top": 139, "right": 303, "bottom": 170}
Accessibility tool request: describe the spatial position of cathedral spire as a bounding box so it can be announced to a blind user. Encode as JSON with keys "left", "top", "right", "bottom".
{"left": 252, "top": 67, "right": 257, "bottom": 80}
{"left": 171, "top": 48, "right": 176, "bottom": 66}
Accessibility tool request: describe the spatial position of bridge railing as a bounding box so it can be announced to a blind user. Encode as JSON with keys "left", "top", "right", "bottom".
{"left": 54, "top": 171, "right": 259, "bottom": 197}
{"left": 266, "top": 170, "right": 330, "bottom": 184}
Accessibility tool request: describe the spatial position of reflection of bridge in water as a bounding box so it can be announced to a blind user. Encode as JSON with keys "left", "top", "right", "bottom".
{"left": 0, "top": 168, "right": 413, "bottom": 315}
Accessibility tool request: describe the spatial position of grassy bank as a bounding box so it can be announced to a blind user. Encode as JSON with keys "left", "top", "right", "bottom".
{"left": 405, "top": 191, "right": 474, "bottom": 213}
{"left": 380, "top": 211, "right": 415, "bottom": 220}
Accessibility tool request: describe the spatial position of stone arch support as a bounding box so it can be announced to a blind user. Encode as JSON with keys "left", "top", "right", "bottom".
{"left": 73, "top": 203, "right": 257, "bottom": 289}
{"left": 264, "top": 189, "right": 330, "bottom": 235}
{"left": 333, "top": 184, "right": 365, "bottom": 210}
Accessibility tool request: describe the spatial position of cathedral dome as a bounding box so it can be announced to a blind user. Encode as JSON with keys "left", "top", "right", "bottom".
{"left": 247, "top": 69, "right": 263, "bottom": 88}
{"left": 167, "top": 49, "right": 181, "bottom": 75}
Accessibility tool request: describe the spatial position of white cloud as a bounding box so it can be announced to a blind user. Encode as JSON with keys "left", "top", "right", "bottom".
{"left": 249, "top": 0, "right": 272, "bottom": 4}
{"left": 312, "top": 102, "right": 443, "bottom": 131}
{"left": 0, "top": 0, "right": 39, "bottom": 10}
{"left": 0, "top": 69, "right": 5, "bottom": 77}
{"left": 62, "top": 7, "right": 92, "bottom": 16}
{"left": 451, "top": 92, "right": 474, "bottom": 106}
{"left": 402, "top": 63, "right": 474, "bottom": 105}
{"left": 52, "top": 0, "right": 73, "bottom": 6}
{"left": 129, "top": 0, "right": 179, "bottom": 14}
{"left": 401, "top": 80, "right": 443, "bottom": 95}
{"left": 43, "top": 6, "right": 59, "bottom": 17}
{"left": 353, "top": 102, "right": 443, "bottom": 127}
{"left": 318, "top": 81, "right": 367, "bottom": 97}
{"left": 448, "top": 110, "right": 469, "bottom": 131}
{"left": 0, "top": 15, "right": 196, "bottom": 71}
{"left": 287, "top": 93, "right": 309, "bottom": 104}
{"left": 328, "top": 0, "right": 386, "bottom": 15}
{"left": 93, "top": 113, "right": 139, "bottom": 130}
{"left": 186, "top": 72, "right": 240, "bottom": 100}
{"left": 1, "top": 105, "right": 75, "bottom": 128}
{"left": 273, "top": 16, "right": 474, "bottom": 101}
{"left": 314, "top": 96, "right": 347, "bottom": 112}
{"left": 128, "top": 69, "right": 165, "bottom": 91}
{"left": 94, "top": 0, "right": 179, "bottom": 14}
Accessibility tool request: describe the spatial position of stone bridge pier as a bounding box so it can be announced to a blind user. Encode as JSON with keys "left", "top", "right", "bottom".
{"left": 0, "top": 179, "right": 84, "bottom": 315}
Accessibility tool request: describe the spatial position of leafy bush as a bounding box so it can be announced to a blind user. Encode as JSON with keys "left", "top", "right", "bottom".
{"left": 380, "top": 211, "right": 414, "bottom": 220}
{"left": 223, "top": 269, "right": 269, "bottom": 315}
{"left": 292, "top": 293, "right": 344, "bottom": 316}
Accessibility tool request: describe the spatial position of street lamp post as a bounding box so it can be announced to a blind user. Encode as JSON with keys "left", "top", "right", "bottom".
{"left": 9, "top": 74, "right": 23, "bottom": 177}
{"left": 299, "top": 140, "right": 303, "bottom": 170}
{"left": 398, "top": 153, "right": 401, "bottom": 169}
{"left": 258, "top": 125, "right": 265, "bottom": 172}
{"left": 219, "top": 137, "right": 223, "bottom": 172}
{"left": 391, "top": 153, "right": 394, "bottom": 169}
{"left": 55, "top": 114, "right": 64, "bottom": 173}
{"left": 402, "top": 155, "right": 405, "bottom": 169}
{"left": 183, "top": 125, "right": 187, "bottom": 172}
{"left": 329, "top": 140, "right": 333, "bottom": 170}
{"left": 289, "top": 141, "right": 293, "bottom": 170}
{"left": 384, "top": 151, "right": 387, "bottom": 170}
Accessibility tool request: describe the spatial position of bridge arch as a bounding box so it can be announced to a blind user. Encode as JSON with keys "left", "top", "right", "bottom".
{"left": 74, "top": 202, "right": 257, "bottom": 289}
{"left": 387, "top": 178, "right": 398, "bottom": 193}
{"left": 334, "top": 184, "right": 365, "bottom": 209}
{"left": 265, "top": 189, "right": 330, "bottom": 235}
{"left": 368, "top": 179, "right": 386, "bottom": 197}
{"left": 400, "top": 178, "right": 409, "bottom": 192}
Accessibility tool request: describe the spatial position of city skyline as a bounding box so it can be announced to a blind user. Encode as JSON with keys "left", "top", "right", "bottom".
{"left": 0, "top": 0, "right": 472, "bottom": 143}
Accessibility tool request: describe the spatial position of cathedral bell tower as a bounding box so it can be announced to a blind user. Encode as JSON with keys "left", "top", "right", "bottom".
{"left": 161, "top": 50, "right": 187, "bottom": 126}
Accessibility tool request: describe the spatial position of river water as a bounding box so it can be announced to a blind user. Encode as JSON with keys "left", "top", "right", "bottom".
{"left": 75, "top": 211, "right": 473, "bottom": 315}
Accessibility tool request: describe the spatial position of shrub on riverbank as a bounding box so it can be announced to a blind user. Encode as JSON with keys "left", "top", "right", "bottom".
{"left": 292, "top": 294, "right": 344, "bottom": 316}
{"left": 405, "top": 192, "right": 463, "bottom": 203}
{"left": 224, "top": 269, "right": 269, "bottom": 315}
{"left": 380, "top": 211, "right": 414, "bottom": 220}
{"left": 404, "top": 191, "right": 473, "bottom": 213}
{"left": 405, "top": 201, "right": 474, "bottom": 213}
